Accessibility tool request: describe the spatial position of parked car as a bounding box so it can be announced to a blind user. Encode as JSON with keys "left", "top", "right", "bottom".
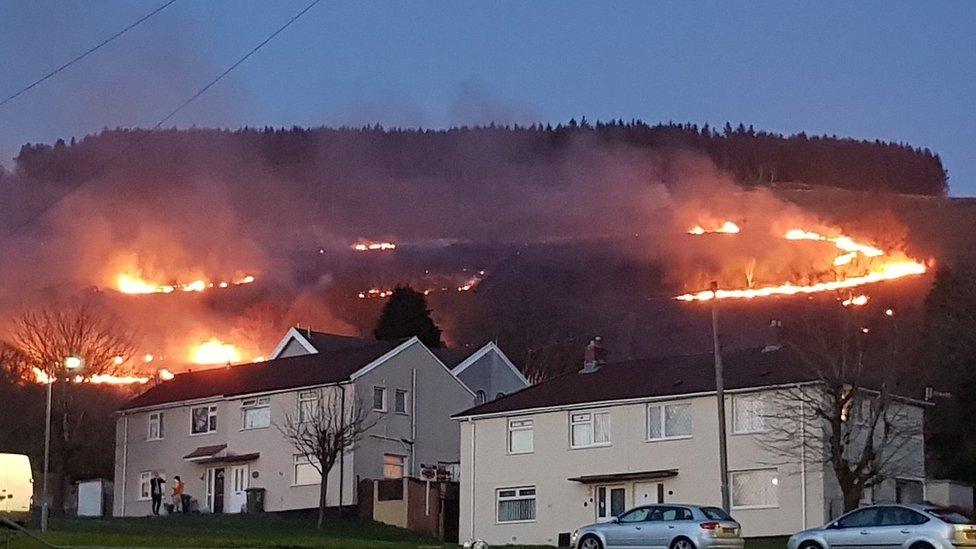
{"left": 0, "top": 453, "right": 33, "bottom": 526}
{"left": 787, "top": 503, "right": 976, "bottom": 549}
{"left": 571, "top": 504, "right": 744, "bottom": 549}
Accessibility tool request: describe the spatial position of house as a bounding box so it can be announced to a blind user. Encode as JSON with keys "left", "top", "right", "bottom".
{"left": 271, "top": 327, "right": 529, "bottom": 403}
{"left": 113, "top": 336, "right": 475, "bottom": 517}
{"left": 452, "top": 340, "right": 929, "bottom": 546}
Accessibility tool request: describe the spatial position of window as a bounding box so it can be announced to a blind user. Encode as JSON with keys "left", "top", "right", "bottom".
{"left": 508, "top": 418, "right": 534, "bottom": 454}
{"left": 241, "top": 397, "right": 271, "bottom": 430}
{"left": 570, "top": 411, "right": 611, "bottom": 448}
{"left": 702, "top": 507, "right": 733, "bottom": 520}
{"left": 895, "top": 478, "right": 924, "bottom": 503}
{"left": 394, "top": 389, "right": 408, "bottom": 414}
{"left": 647, "top": 403, "right": 692, "bottom": 440}
{"left": 293, "top": 454, "right": 320, "bottom": 485}
{"left": 497, "top": 487, "right": 536, "bottom": 523}
{"left": 383, "top": 454, "right": 405, "bottom": 479}
{"left": 476, "top": 390, "right": 486, "bottom": 404}
{"left": 373, "top": 387, "right": 387, "bottom": 411}
{"left": 191, "top": 405, "right": 218, "bottom": 434}
{"left": 879, "top": 506, "right": 929, "bottom": 526}
{"left": 138, "top": 471, "right": 152, "bottom": 500}
{"left": 732, "top": 394, "right": 767, "bottom": 433}
{"left": 147, "top": 411, "right": 164, "bottom": 440}
{"left": 836, "top": 507, "right": 882, "bottom": 528}
{"left": 647, "top": 506, "right": 695, "bottom": 521}
{"left": 730, "top": 468, "right": 779, "bottom": 509}
{"left": 926, "top": 508, "right": 973, "bottom": 525}
{"left": 298, "top": 390, "right": 319, "bottom": 423}
{"left": 618, "top": 507, "right": 651, "bottom": 523}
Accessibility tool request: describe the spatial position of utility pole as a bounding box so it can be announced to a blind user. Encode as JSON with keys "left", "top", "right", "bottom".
{"left": 711, "top": 281, "right": 731, "bottom": 511}
{"left": 41, "top": 380, "right": 52, "bottom": 532}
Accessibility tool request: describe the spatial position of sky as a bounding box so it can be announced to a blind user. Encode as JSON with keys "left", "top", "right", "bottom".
{"left": 1, "top": 1, "right": 974, "bottom": 195}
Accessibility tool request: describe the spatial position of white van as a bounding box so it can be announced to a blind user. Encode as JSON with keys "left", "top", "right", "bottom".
{"left": 0, "top": 453, "right": 33, "bottom": 525}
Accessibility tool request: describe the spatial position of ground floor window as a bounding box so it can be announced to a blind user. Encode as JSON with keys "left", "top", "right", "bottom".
{"left": 293, "top": 454, "right": 321, "bottom": 486}
{"left": 730, "top": 468, "right": 779, "bottom": 509}
{"left": 383, "top": 454, "right": 405, "bottom": 479}
{"left": 138, "top": 471, "right": 152, "bottom": 500}
{"left": 497, "top": 486, "right": 536, "bottom": 523}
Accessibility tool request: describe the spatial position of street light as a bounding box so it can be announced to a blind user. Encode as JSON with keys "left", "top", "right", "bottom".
{"left": 41, "top": 355, "right": 84, "bottom": 532}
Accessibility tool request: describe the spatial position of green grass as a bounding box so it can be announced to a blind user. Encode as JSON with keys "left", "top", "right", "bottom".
{"left": 2, "top": 514, "right": 447, "bottom": 548}
{"left": 0, "top": 515, "right": 789, "bottom": 548}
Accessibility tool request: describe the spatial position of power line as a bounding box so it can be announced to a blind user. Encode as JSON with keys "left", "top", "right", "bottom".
{"left": 0, "top": 0, "right": 179, "bottom": 109}
{"left": 1, "top": 0, "right": 322, "bottom": 244}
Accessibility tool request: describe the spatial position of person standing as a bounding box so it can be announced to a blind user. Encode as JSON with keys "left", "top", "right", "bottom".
{"left": 171, "top": 475, "right": 185, "bottom": 513}
{"left": 150, "top": 473, "right": 164, "bottom": 516}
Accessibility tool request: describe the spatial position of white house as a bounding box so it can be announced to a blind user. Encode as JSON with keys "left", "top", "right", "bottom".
{"left": 113, "top": 336, "right": 476, "bottom": 516}
{"left": 452, "top": 340, "right": 928, "bottom": 546}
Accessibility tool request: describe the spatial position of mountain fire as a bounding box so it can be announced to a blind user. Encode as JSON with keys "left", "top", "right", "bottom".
{"left": 115, "top": 272, "right": 256, "bottom": 295}
{"left": 688, "top": 221, "right": 741, "bottom": 235}
{"left": 352, "top": 241, "right": 396, "bottom": 252}
{"left": 676, "top": 222, "right": 928, "bottom": 302}
{"left": 188, "top": 338, "right": 246, "bottom": 364}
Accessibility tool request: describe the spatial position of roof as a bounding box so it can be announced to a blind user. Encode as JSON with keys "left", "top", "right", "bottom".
{"left": 454, "top": 346, "right": 818, "bottom": 417}
{"left": 183, "top": 445, "right": 227, "bottom": 460}
{"left": 121, "top": 339, "right": 405, "bottom": 411}
{"left": 568, "top": 469, "right": 678, "bottom": 484}
{"left": 432, "top": 347, "right": 477, "bottom": 369}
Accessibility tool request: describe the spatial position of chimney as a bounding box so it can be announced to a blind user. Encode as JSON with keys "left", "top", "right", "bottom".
{"left": 763, "top": 319, "right": 783, "bottom": 352}
{"left": 580, "top": 337, "right": 607, "bottom": 374}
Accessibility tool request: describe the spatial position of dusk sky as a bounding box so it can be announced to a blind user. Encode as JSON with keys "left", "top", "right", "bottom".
{"left": 2, "top": 1, "right": 974, "bottom": 195}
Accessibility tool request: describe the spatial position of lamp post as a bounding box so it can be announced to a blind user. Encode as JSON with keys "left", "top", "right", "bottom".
{"left": 40, "top": 355, "right": 84, "bottom": 532}
{"left": 710, "top": 282, "right": 731, "bottom": 511}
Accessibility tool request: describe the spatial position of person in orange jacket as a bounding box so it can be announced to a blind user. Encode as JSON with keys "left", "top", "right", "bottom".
{"left": 171, "top": 475, "right": 185, "bottom": 513}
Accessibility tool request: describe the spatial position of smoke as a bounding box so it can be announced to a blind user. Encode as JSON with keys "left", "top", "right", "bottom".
{"left": 0, "top": 127, "right": 927, "bottom": 370}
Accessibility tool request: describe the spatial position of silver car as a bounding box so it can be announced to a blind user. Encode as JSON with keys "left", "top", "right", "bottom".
{"left": 571, "top": 504, "right": 744, "bottom": 549}
{"left": 787, "top": 503, "right": 976, "bottom": 549}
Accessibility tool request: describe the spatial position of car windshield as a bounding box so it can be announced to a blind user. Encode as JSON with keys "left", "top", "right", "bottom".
{"left": 927, "top": 508, "right": 974, "bottom": 524}
{"left": 701, "top": 507, "right": 732, "bottom": 520}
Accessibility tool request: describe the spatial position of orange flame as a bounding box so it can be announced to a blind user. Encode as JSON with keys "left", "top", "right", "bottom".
{"left": 352, "top": 241, "right": 396, "bottom": 252}
{"left": 688, "top": 221, "right": 741, "bottom": 235}
{"left": 116, "top": 272, "right": 255, "bottom": 295}
{"left": 30, "top": 367, "right": 151, "bottom": 385}
{"left": 842, "top": 295, "right": 869, "bottom": 307}
{"left": 189, "top": 338, "right": 243, "bottom": 365}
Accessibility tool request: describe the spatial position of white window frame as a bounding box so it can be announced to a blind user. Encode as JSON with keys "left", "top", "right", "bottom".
{"left": 147, "top": 411, "right": 164, "bottom": 441}
{"left": 383, "top": 454, "right": 406, "bottom": 479}
{"left": 507, "top": 418, "right": 534, "bottom": 454}
{"left": 730, "top": 468, "right": 780, "bottom": 510}
{"left": 190, "top": 404, "right": 219, "bottom": 435}
{"left": 293, "top": 454, "right": 321, "bottom": 486}
{"left": 496, "top": 486, "right": 537, "bottom": 524}
{"left": 373, "top": 386, "right": 387, "bottom": 412}
{"left": 241, "top": 396, "right": 271, "bottom": 430}
{"left": 731, "top": 393, "right": 768, "bottom": 434}
{"left": 569, "top": 410, "right": 611, "bottom": 449}
{"left": 298, "top": 390, "right": 319, "bottom": 423}
{"left": 646, "top": 402, "right": 693, "bottom": 441}
{"left": 394, "top": 389, "right": 408, "bottom": 415}
{"left": 137, "top": 471, "right": 152, "bottom": 501}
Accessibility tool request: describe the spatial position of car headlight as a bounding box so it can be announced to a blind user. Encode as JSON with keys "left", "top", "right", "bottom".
{"left": 571, "top": 530, "right": 580, "bottom": 543}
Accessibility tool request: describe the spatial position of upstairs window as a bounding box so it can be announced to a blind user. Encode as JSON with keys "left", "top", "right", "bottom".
{"left": 373, "top": 387, "right": 387, "bottom": 412}
{"left": 241, "top": 397, "right": 271, "bottom": 430}
{"left": 647, "top": 403, "right": 693, "bottom": 440}
{"left": 191, "top": 405, "right": 218, "bottom": 434}
{"left": 570, "top": 411, "right": 611, "bottom": 448}
{"left": 508, "top": 418, "right": 534, "bottom": 454}
{"left": 732, "top": 394, "right": 767, "bottom": 434}
{"left": 147, "top": 411, "right": 164, "bottom": 440}
{"left": 394, "top": 389, "right": 408, "bottom": 414}
{"left": 298, "top": 390, "right": 319, "bottom": 423}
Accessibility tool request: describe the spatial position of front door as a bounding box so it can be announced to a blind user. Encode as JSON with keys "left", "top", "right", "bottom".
{"left": 596, "top": 485, "right": 627, "bottom": 522}
{"left": 207, "top": 468, "right": 226, "bottom": 513}
{"left": 228, "top": 465, "right": 249, "bottom": 513}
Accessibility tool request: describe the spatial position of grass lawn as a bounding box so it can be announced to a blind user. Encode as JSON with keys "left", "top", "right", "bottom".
{"left": 1, "top": 515, "right": 789, "bottom": 548}
{"left": 3, "top": 514, "right": 447, "bottom": 548}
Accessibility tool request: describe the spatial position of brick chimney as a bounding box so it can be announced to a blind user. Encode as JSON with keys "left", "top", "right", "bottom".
{"left": 580, "top": 337, "right": 607, "bottom": 374}
{"left": 763, "top": 319, "right": 783, "bottom": 352}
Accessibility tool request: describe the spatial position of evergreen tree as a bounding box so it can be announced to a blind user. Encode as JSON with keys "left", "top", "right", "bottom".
{"left": 373, "top": 286, "right": 444, "bottom": 348}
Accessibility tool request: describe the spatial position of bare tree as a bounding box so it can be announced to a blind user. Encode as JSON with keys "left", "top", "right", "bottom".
{"left": 758, "top": 309, "right": 925, "bottom": 513}
{"left": 277, "top": 386, "right": 377, "bottom": 528}
{"left": 2, "top": 302, "right": 135, "bottom": 512}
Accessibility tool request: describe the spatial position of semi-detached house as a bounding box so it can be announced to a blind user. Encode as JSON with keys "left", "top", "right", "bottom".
{"left": 113, "top": 335, "right": 483, "bottom": 517}
{"left": 453, "top": 342, "right": 928, "bottom": 546}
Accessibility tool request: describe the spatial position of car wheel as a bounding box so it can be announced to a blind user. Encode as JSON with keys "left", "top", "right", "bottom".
{"left": 671, "top": 537, "right": 696, "bottom": 549}
{"left": 799, "top": 542, "right": 823, "bottom": 549}
{"left": 579, "top": 535, "right": 603, "bottom": 549}
{"left": 909, "top": 543, "right": 934, "bottom": 549}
